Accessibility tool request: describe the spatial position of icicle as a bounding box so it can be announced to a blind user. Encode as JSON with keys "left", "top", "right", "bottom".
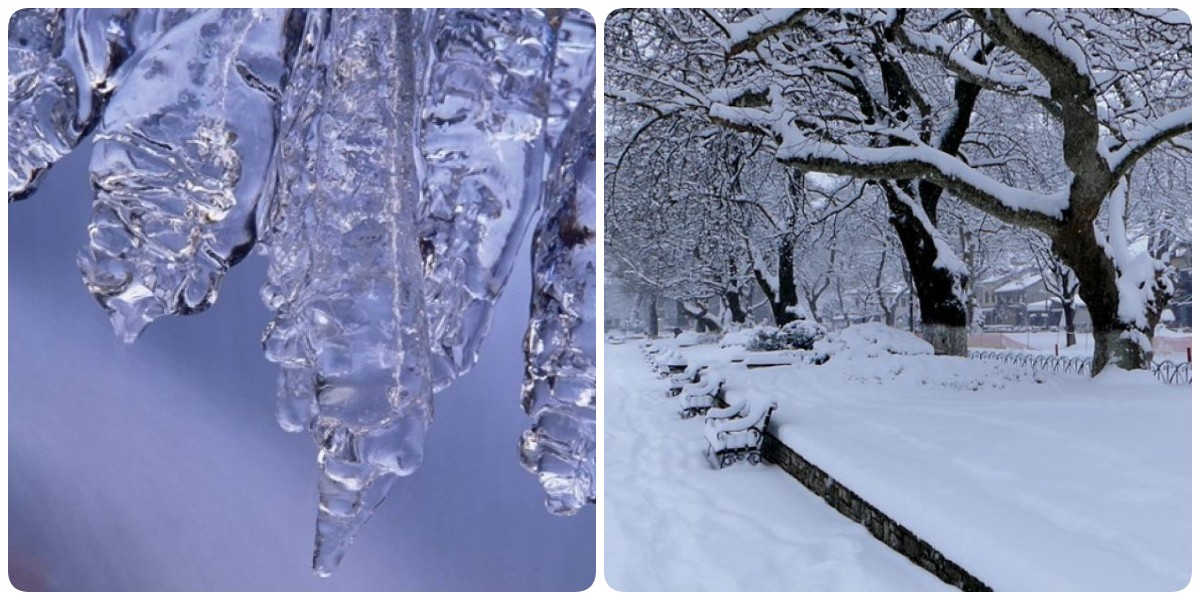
{"left": 521, "top": 84, "right": 597, "bottom": 515}
{"left": 10, "top": 6, "right": 595, "bottom": 576}
{"left": 418, "top": 9, "right": 555, "bottom": 388}
{"left": 258, "top": 9, "right": 435, "bottom": 577}
{"left": 77, "top": 9, "right": 294, "bottom": 342}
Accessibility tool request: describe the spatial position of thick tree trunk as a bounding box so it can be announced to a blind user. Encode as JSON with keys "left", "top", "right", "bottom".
{"left": 884, "top": 187, "right": 967, "bottom": 355}
{"left": 1052, "top": 227, "right": 1153, "bottom": 374}
{"left": 875, "top": 30, "right": 980, "bottom": 355}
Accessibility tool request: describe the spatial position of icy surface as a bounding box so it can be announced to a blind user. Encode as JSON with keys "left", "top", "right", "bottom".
{"left": 521, "top": 81, "right": 597, "bottom": 515}
{"left": 8, "top": 141, "right": 596, "bottom": 590}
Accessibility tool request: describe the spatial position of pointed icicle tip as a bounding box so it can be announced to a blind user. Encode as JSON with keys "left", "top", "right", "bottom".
{"left": 108, "top": 304, "right": 155, "bottom": 344}
{"left": 310, "top": 466, "right": 398, "bottom": 577}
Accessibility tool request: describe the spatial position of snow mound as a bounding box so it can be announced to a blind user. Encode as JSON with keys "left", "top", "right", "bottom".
{"left": 719, "top": 327, "right": 757, "bottom": 347}
{"left": 812, "top": 324, "right": 1039, "bottom": 389}
{"left": 816, "top": 323, "right": 933, "bottom": 361}
{"left": 747, "top": 319, "right": 828, "bottom": 351}
{"left": 672, "top": 330, "right": 720, "bottom": 346}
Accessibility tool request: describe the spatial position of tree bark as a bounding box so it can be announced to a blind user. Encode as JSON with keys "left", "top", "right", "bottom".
{"left": 1062, "top": 301, "right": 1077, "bottom": 347}
{"left": 883, "top": 186, "right": 967, "bottom": 355}
{"left": 1051, "top": 225, "right": 1161, "bottom": 373}
{"left": 805, "top": 292, "right": 822, "bottom": 324}
{"left": 875, "top": 25, "right": 979, "bottom": 356}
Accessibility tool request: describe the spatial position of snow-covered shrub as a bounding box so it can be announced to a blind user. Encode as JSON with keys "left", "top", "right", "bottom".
{"left": 746, "top": 320, "right": 828, "bottom": 352}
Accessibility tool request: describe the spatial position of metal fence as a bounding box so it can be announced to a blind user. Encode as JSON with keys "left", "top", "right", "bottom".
{"left": 969, "top": 350, "right": 1191, "bottom": 385}
{"left": 1151, "top": 360, "right": 1193, "bottom": 385}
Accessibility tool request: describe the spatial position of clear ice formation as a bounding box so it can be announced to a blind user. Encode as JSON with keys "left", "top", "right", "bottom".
{"left": 7, "top": 8, "right": 198, "bottom": 200}
{"left": 520, "top": 83, "right": 597, "bottom": 515}
{"left": 8, "top": 7, "right": 596, "bottom": 576}
{"left": 80, "top": 9, "right": 294, "bottom": 342}
{"left": 258, "top": 9, "right": 435, "bottom": 576}
{"left": 419, "top": 9, "right": 554, "bottom": 388}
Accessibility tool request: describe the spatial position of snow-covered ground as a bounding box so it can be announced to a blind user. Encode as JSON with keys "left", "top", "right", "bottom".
{"left": 970, "top": 330, "right": 1191, "bottom": 361}
{"left": 606, "top": 330, "right": 1191, "bottom": 591}
{"left": 603, "top": 342, "right": 954, "bottom": 592}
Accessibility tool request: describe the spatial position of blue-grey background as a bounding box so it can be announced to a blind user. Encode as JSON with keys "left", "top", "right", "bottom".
{"left": 7, "top": 141, "right": 596, "bottom": 591}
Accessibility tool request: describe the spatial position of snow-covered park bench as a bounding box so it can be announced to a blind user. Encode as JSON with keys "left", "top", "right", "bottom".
{"left": 666, "top": 362, "right": 705, "bottom": 397}
{"left": 652, "top": 349, "right": 688, "bottom": 377}
{"left": 703, "top": 394, "right": 777, "bottom": 469}
{"left": 678, "top": 370, "right": 724, "bottom": 419}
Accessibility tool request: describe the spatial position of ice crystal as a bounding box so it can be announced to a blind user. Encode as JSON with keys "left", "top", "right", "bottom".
{"left": 7, "top": 7, "right": 596, "bottom": 577}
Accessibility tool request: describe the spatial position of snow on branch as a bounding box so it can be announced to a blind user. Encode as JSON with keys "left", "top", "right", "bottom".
{"left": 723, "top": 9, "right": 809, "bottom": 56}
{"left": 895, "top": 27, "right": 1053, "bottom": 105}
{"left": 1108, "top": 106, "right": 1193, "bottom": 178}
{"left": 999, "top": 9, "right": 1092, "bottom": 79}
{"left": 764, "top": 123, "right": 1068, "bottom": 231}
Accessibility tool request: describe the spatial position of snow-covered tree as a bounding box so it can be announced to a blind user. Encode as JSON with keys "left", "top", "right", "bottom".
{"left": 606, "top": 8, "right": 1191, "bottom": 373}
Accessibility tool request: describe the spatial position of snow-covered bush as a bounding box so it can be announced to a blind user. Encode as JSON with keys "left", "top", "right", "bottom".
{"left": 746, "top": 320, "right": 828, "bottom": 352}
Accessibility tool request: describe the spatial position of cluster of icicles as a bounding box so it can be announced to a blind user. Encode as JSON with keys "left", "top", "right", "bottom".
{"left": 8, "top": 8, "right": 595, "bottom": 575}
